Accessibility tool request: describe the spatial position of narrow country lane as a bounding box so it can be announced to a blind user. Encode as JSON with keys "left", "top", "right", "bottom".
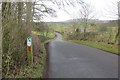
{"left": 48, "top": 32, "right": 118, "bottom": 78}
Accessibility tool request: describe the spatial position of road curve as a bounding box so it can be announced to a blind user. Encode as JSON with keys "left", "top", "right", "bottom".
{"left": 48, "top": 32, "right": 118, "bottom": 78}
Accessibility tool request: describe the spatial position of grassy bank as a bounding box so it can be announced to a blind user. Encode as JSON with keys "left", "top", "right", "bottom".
{"left": 17, "top": 42, "right": 47, "bottom": 78}
{"left": 16, "top": 31, "right": 54, "bottom": 78}
{"left": 28, "top": 31, "right": 54, "bottom": 78}
{"left": 30, "top": 42, "right": 47, "bottom": 78}
{"left": 69, "top": 40, "right": 119, "bottom": 55}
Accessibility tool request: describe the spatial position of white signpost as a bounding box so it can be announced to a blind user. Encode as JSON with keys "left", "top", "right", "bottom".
{"left": 27, "top": 37, "right": 32, "bottom": 46}
{"left": 27, "top": 37, "right": 33, "bottom": 65}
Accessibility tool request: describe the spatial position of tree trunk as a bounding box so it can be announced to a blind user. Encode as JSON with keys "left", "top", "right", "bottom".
{"left": 115, "top": 1, "right": 120, "bottom": 44}
{"left": 26, "top": 2, "right": 33, "bottom": 35}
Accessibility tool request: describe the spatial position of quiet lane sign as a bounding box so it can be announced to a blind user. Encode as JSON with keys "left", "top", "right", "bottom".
{"left": 27, "top": 37, "right": 33, "bottom": 65}
{"left": 27, "top": 37, "right": 32, "bottom": 46}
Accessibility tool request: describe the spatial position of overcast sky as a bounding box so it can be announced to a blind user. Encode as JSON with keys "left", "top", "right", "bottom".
{"left": 39, "top": 0, "right": 120, "bottom": 22}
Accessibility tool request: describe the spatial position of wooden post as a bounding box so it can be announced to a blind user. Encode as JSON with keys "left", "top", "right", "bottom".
{"left": 27, "top": 37, "right": 33, "bottom": 65}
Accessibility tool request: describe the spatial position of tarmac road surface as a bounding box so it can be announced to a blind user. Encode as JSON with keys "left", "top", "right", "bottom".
{"left": 48, "top": 32, "right": 118, "bottom": 78}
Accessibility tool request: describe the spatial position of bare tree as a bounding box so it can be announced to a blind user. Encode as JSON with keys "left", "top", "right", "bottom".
{"left": 116, "top": 1, "right": 120, "bottom": 44}
{"left": 79, "top": 3, "right": 94, "bottom": 40}
{"left": 104, "top": 0, "right": 118, "bottom": 19}
{"left": 104, "top": 0, "right": 119, "bottom": 44}
{"left": 1, "top": 0, "right": 88, "bottom": 77}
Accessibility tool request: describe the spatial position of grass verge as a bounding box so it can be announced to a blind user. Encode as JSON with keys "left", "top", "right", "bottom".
{"left": 28, "top": 38, "right": 52, "bottom": 78}
{"left": 17, "top": 32, "right": 53, "bottom": 78}
{"left": 69, "top": 40, "right": 119, "bottom": 55}
{"left": 17, "top": 42, "right": 47, "bottom": 78}
{"left": 30, "top": 42, "right": 47, "bottom": 78}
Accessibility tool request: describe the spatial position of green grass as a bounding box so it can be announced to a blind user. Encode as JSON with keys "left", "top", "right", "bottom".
{"left": 29, "top": 33, "right": 52, "bottom": 78}
{"left": 32, "top": 31, "right": 55, "bottom": 39}
{"left": 16, "top": 31, "right": 52, "bottom": 78}
{"left": 32, "top": 31, "right": 55, "bottom": 42}
{"left": 30, "top": 42, "right": 47, "bottom": 78}
{"left": 28, "top": 36, "right": 52, "bottom": 78}
{"left": 17, "top": 42, "right": 47, "bottom": 78}
{"left": 69, "top": 40, "right": 119, "bottom": 55}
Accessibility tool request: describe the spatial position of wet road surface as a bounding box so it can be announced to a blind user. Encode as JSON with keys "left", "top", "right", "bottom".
{"left": 48, "top": 32, "right": 118, "bottom": 78}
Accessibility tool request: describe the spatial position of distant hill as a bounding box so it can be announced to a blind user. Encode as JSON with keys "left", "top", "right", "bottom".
{"left": 41, "top": 18, "right": 118, "bottom": 27}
